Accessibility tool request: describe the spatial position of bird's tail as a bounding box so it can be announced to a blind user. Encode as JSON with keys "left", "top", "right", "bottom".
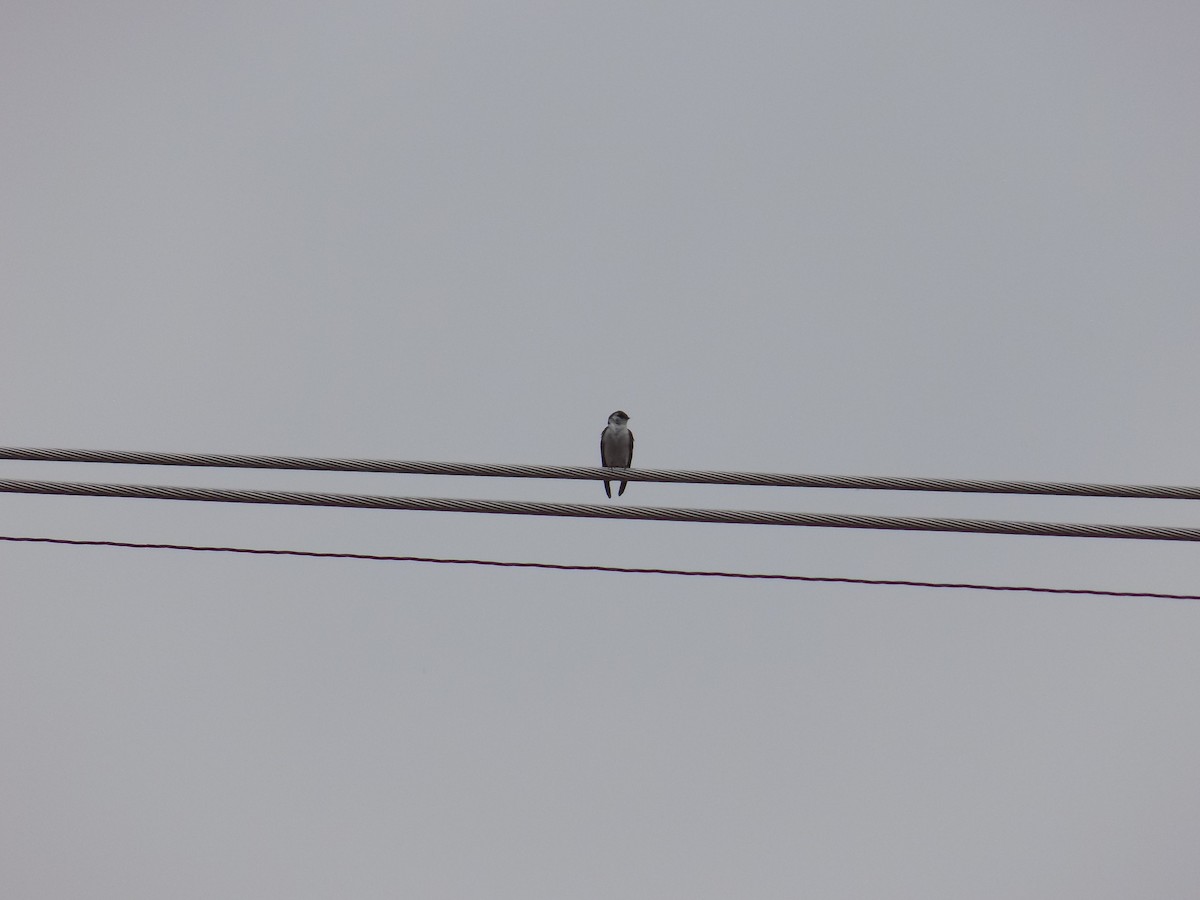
{"left": 604, "top": 481, "right": 613, "bottom": 498}
{"left": 618, "top": 481, "right": 628, "bottom": 496}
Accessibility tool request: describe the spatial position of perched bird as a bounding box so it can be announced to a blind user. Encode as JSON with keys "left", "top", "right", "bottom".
{"left": 600, "top": 410, "right": 634, "bottom": 498}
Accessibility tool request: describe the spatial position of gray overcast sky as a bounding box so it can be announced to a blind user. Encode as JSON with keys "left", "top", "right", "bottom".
{"left": 3, "top": 2, "right": 1200, "bottom": 897}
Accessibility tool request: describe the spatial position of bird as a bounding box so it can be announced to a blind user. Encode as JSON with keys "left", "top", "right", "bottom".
{"left": 600, "top": 410, "right": 634, "bottom": 498}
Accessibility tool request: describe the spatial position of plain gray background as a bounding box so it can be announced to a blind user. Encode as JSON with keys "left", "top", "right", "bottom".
{"left": 3, "top": 2, "right": 1200, "bottom": 897}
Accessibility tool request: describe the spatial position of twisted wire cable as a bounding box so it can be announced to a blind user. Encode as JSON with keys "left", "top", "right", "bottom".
{"left": 3, "top": 478, "right": 1200, "bottom": 542}
{"left": 0, "top": 446, "right": 1197, "bottom": 500}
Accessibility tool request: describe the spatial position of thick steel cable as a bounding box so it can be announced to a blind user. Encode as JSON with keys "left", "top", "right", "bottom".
{"left": 3, "top": 477, "right": 1200, "bottom": 542}
{"left": 1, "top": 534, "right": 1195, "bottom": 600}
{"left": 1, "top": 446, "right": 1199, "bottom": 500}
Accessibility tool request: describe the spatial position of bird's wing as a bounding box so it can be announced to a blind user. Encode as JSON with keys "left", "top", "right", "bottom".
{"left": 600, "top": 427, "right": 610, "bottom": 466}
{"left": 627, "top": 431, "right": 634, "bottom": 467}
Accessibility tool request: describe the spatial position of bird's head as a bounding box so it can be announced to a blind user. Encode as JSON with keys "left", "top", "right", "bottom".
{"left": 608, "top": 410, "right": 630, "bottom": 426}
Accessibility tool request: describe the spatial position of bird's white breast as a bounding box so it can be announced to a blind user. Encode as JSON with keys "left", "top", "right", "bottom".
{"left": 601, "top": 425, "right": 633, "bottom": 467}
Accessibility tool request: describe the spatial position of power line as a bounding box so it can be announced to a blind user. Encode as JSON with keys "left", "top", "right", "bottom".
{"left": 1, "top": 446, "right": 1198, "bottom": 500}
{"left": 3, "top": 477, "right": 1200, "bottom": 542}
{"left": 1, "top": 534, "right": 1194, "bottom": 600}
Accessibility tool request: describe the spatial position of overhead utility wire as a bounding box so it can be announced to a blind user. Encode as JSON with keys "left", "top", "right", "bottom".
{"left": 1, "top": 534, "right": 1195, "bottom": 601}
{"left": 1, "top": 446, "right": 1199, "bottom": 500}
{"left": 3, "top": 477, "right": 1200, "bottom": 542}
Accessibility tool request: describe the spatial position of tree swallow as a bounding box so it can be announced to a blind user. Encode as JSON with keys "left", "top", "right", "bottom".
{"left": 600, "top": 410, "right": 634, "bottom": 498}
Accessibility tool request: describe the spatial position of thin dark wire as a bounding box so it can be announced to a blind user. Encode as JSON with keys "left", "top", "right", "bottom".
{"left": 3, "top": 445, "right": 1200, "bottom": 499}
{"left": 0, "top": 534, "right": 1195, "bottom": 601}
